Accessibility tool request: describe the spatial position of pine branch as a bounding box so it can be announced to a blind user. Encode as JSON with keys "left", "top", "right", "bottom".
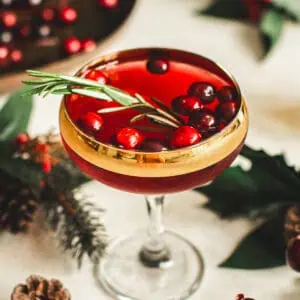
{"left": 41, "top": 184, "right": 108, "bottom": 267}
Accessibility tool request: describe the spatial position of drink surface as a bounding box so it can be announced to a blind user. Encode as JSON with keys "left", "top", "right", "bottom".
{"left": 61, "top": 48, "right": 247, "bottom": 194}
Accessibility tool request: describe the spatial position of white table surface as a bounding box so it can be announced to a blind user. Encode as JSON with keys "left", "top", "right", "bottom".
{"left": 1, "top": 0, "right": 300, "bottom": 299}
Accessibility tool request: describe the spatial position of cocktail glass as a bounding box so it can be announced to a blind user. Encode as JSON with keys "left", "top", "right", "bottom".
{"left": 59, "top": 48, "right": 248, "bottom": 300}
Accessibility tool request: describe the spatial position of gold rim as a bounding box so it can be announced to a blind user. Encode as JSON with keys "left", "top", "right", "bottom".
{"left": 59, "top": 48, "right": 249, "bottom": 178}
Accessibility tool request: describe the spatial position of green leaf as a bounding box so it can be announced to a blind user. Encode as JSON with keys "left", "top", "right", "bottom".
{"left": 102, "top": 86, "right": 137, "bottom": 106}
{"left": 199, "top": 0, "right": 248, "bottom": 20}
{"left": 272, "top": 0, "right": 300, "bottom": 21}
{"left": 221, "top": 213, "right": 286, "bottom": 269}
{"left": 196, "top": 145, "right": 300, "bottom": 219}
{"left": 0, "top": 88, "right": 33, "bottom": 141}
{"left": 259, "top": 9, "right": 284, "bottom": 56}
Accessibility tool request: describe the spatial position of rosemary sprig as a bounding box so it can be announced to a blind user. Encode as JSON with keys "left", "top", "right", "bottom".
{"left": 24, "top": 70, "right": 184, "bottom": 129}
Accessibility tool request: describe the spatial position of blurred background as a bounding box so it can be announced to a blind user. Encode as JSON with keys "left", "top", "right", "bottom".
{"left": 0, "top": 0, "right": 299, "bottom": 299}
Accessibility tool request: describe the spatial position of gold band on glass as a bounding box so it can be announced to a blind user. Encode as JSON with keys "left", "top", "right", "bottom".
{"left": 60, "top": 99, "right": 248, "bottom": 178}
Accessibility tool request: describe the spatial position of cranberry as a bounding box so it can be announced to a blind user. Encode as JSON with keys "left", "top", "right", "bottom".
{"left": 60, "top": 7, "right": 78, "bottom": 24}
{"left": 81, "top": 39, "right": 96, "bottom": 53}
{"left": 188, "top": 82, "right": 216, "bottom": 103}
{"left": 147, "top": 58, "right": 169, "bottom": 75}
{"left": 85, "top": 70, "right": 109, "bottom": 85}
{"left": 78, "top": 112, "right": 104, "bottom": 134}
{"left": 141, "top": 139, "right": 168, "bottom": 152}
{"left": 170, "top": 126, "right": 201, "bottom": 149}
{"left": 16, "top": 133, "right": 29, "bottom": 144}
{"left": 98, "top": 0, "right": 119, "bottom": 9}
{"left": 217, "top": 86, "right": 238, "bottom": 103}
{"left": 115, "top": 127, "right": 144, "bottom": 150}
{"left": 188, "top": 110, "right": 217, "bottom": 134}
{"left": 171, "top": 95, "right": 203, "bottom": 116}
{"left": 218, "top": 101, "right": 237, "bottom": 122}
{"left": 286, "top": 236, "right": 300, "bottom": 272}
{"left": 64, "top": 37, "right": 81, "bottom": 55}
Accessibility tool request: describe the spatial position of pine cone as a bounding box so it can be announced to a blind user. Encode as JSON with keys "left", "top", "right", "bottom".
{"left": 0, "top": 171, "right": 38, "bottom": 233}
{"left": 11, "top": 275, "right": 71, "bottom": 300}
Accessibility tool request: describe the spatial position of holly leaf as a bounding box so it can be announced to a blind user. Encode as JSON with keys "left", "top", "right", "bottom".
{"left": 199, "top": 0, "right": 248, "bottom": 20}
{"left": 220, "top": 213, "right": 286, "bottom": 269}
{"left": 259, "top": 9, "right": 284, "bottom": 57}
{"left": 196, "top": 145, "right": 300, "bottom": 219}
{"left": 0, "top": 88, "right": 33, "bottom": 141}
{"left": 272, "top": 0, "right": 300, "bottom": 21}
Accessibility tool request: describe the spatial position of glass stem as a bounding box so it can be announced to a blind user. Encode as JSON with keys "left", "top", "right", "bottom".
{"left": 139, "top": 195, "right": 171, "bottom": 268}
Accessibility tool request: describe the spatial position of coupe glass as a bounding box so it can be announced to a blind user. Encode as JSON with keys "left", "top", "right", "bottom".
{"left": 59, "top": 48, "right": 249, "bottom": 300}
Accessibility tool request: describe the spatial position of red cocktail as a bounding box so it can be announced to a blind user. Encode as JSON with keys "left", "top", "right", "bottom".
{"left": 59, "top": 48, "right": 248, "bottom": 300}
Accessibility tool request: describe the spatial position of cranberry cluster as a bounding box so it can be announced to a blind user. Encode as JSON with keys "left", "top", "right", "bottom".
{"left": 77, "top": 64, "right": 239, "bottom": 152}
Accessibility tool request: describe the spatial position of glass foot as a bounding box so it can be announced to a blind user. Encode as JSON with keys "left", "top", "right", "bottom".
{"left": 97, "top": 230, "right": 204, "bottom": 300}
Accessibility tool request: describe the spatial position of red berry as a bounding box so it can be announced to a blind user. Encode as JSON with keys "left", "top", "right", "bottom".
{"left": 286, "top": 236, "right": 300, "bottom": 272}
{"left": 60, "top": 7, "right": 78, "bottom": 24}
{"left": 236, "top": 294, "right": 244, "bottom": 300}
{"left": 16, "top": 133, "right": 29, "bottom": 144}
{"left": 218, "top": 101, "right": 237, "bottom": 122}
{"left": 217, "top": 86, "right": 238, "bottom": 103}
{"left": 11, "top": 49, "right": 23, "bottom": 63}
{"left": 170, "top": 126, "right": 201, "bottom": 149}
{"left": 85, "top": 70, "right": 109, "bottom": 85}
{"left": 171, "top": 95, "right": 203, "bottom": 116}
{"left": 41, "top": 8, "right": 55, "bottom": 22}
{"left": 0, "top": 45, "right": 9, "bottom": 59}
{"left": 141, "top": 139, "right": 168, "bottom": 152}
{"left": 188, "top": 110, "right": 217, "bottom": 134}
{"left": 188, "top": 82, "right": 216, "bottom": 104}
{"left": 79, "top": 112, "right": 104, "bottom": 134}
{"left": 116, "top": 127, "right": 144, "bottom": 150}
{"left": 147, "top": 58, "right": 169, "bottom": 75}
{"left": 42, "top": 159, "right": 52, "bottom": 173}
{"left": 64, "top": 36, "right": 81, "bottom": 54}
{"left": 81, "top": 39, "right": 96, "bottom": 53}
{"left": 2, "top": 11, "right": 17, "bottom": 28}
{"left": 98, "top": 0, "right": 119, "bottom": 9}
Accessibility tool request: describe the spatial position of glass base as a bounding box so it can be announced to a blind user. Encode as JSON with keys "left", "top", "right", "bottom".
{"left": 97, "top": 230, "right": 204, "bottom": 300}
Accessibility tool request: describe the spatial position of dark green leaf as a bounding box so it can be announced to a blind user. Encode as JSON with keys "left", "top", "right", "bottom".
{"left": 196, "top": 145, "right": 300, "bottom": 218}
{"left": 199, "top": 0, "right": 248, "bottom": 20}
{"left": 259, "top": 9, "right": 284, "bottom": 56}
{"left": 221, "top": 213, "right": 286, "bottom": 269}
{"left": 0, "top": 88, "right": 33, "bottom": 140}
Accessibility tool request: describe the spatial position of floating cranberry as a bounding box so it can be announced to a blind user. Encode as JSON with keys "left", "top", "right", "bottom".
{"left": 188, "top": 110, "right": 216, "bottom": 134}
{"left": 2, "top": 11, "right": 17, "bottom": 28}
{"left": 218, "top": 101, "right": 237, "bottom": 122}
{"left": 286, "top": 236, "right": 300, "bottom": 272}
{"left": 41, "top": 8, "right": 55, "bottom": 22}
{"left": 188, "top": 82, "right": 216, "bottom": 104}
{"left": 78, "top": 112, "right": 104, "bottom": 134}
{"left": 60, "top": 7, "right": 78, "bottom": 24}
{"left": 81, "top": 39, "right": 96, "bottom": 53}
{"left": 64, "top": 36, "right": 81, "bottom": 54}
{"left": 141, "top": 139, "right": 168, "bottom": 152}
{"left": 116, "top": 127, "right": 144, "bottom": 150}
{"left": 85, "top": 70, "right": 109, "bottom": 85}
{"left": 170, "top": 126, "right": 201, "bottom": 149}
{"left": 171, "top": 95, "right": 203, "bottom": 116}
{"left": 147, "top": 57, "right": 169, "bottom": 75}
{"left": 98, "top": 0, "right": 119, "bottom": 9}
{"left": 217, "top": 86, "right": 238, "bottom": 103}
